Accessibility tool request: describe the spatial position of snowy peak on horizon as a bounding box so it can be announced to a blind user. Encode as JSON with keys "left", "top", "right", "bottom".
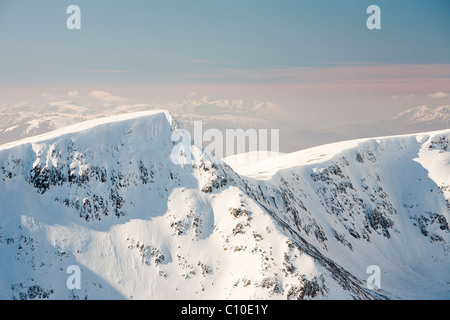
{"left": 172, "top": 96, "right": 284, "bottom": 115}
{"left": 2, "top": 98, "right": 450, "bottom": 153}
{"left": 0, "top": 97, "right": 285, "bottom": 148}
{"left": 393, "top": 105, "right": 450, "bottom": 126}
{"left": 0, "top": 111, "right": 448, "bottom": 300}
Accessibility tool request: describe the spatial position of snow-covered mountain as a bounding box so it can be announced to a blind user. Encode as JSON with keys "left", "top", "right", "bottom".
{"left": 229, "top": 133, "right": 450, "bottom": 299}
{"left": 0, "top": 101, "right": 101, "bottom": 145}
{"left": 3, "top": 99, "right": 450, "bottom": 154}
{"left": 392, "top": 105, "right": 450, "bottom": 129}
{"left": 0, "top": 111, "right": 448, "bottom": 299}
{"left": 333, "top": 105, "right": 450, "bottom": 139}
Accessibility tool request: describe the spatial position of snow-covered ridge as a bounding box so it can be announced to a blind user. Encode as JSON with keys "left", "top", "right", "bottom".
{"left": 0, "top": 110, "right": 174, "bottom": 151}
{"left": 1, "top": 110, "right": 342, "bottom": 300}
{"left": 229, "top": 128, "right": 450, "bottom": 179}
{"left": 0, "top": 110, "right": 448, "bottom": 299}
{"left": 239, "top": 129, "right": 450, "bottom": 299}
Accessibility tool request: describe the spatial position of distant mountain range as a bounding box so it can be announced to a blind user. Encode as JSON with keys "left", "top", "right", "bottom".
{"left": 0, "top": 100, "right": 449, "bottom": 152}
{"left": 393, "top": 105, "right": 450, "bottom": 128}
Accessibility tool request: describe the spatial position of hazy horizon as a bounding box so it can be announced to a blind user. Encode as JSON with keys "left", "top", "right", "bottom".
{"left": 1, "top": 0, "right": 450, "bottom": 151}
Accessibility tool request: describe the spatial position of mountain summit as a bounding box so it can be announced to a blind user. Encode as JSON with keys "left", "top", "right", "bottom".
{"left": 0, "top": 111, "right": 448, "bottom": 299}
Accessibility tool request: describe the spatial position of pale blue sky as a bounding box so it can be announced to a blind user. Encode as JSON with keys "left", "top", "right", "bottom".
{"left": 1, "top": 0, "right": 449, "bottom": 87}
{"left": 0, "top": 0, "right": 449, "bottom": 125}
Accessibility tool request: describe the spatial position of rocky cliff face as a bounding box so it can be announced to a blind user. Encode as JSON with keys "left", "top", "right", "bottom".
{"left": 0, "top": 111, "right": 448, "bottom": 299}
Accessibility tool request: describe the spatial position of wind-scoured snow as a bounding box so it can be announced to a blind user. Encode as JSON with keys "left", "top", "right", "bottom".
{"left": 0, "top": 110, "right": 448, "bottom": 300}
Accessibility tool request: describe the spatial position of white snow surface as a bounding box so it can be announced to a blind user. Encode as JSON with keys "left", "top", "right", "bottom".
{"left": 0, "top": 110, "right": 448, "bottom": 300}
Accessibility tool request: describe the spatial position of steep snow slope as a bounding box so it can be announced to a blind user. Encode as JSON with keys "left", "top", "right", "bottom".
{"left": 233, "top": 132, "right": 450, "bottom": 299}
{"left": 0, "top": 111, "right": 448, "bottom": 299}
{"left": 0, "top": 110, "right": 380, "bottom": 300}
